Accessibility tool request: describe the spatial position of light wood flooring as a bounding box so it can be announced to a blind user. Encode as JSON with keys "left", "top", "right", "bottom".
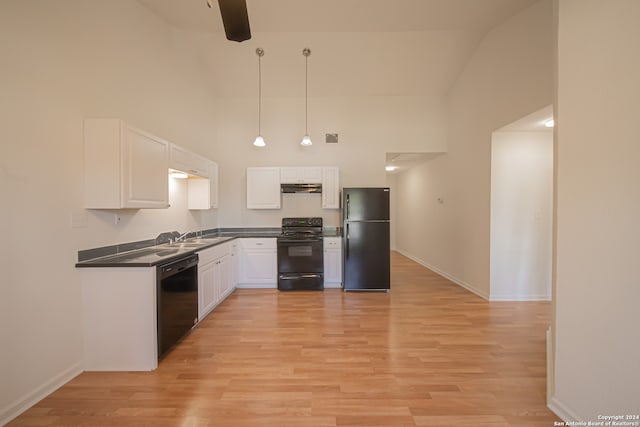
{"left": 9, "top": 252, "right": 560, "bottom": 426}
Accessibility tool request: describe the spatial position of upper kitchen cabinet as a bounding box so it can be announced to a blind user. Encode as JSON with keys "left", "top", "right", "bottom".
{"left": 84, "top": 118, "right": 169, "bottom": 209}
{"left": 169, "top": 144, "right": 209, "bottom": 178}
{"left": 247, "top": 167, "right": 281, "bottom": 209}
{"left": 187, "top": 161, "right": 218, "bottom": 210}
{"left": 322, "top": 166, "right": 340, "bottom": 209}
{"left": 209, "top": 161, "right": 218, "bottom": 208}
{"left": 280, "top": 167, "right": 322, "bottom": 184}
{"left": 169, "top": 144, "right": 219, "bottom": 210}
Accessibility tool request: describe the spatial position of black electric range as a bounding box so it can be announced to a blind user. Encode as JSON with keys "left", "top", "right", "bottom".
{"left": 277, "top": 217, "right": 324, "bottom": 291}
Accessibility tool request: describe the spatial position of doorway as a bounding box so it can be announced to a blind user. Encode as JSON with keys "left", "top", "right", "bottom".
{"left": 489, "top": 106, "right": 553, "bottom": 301}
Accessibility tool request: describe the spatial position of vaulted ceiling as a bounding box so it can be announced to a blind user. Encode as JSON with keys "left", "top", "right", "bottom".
{"left": 138, "top": 0, "right": 539, "bottom": 98}
{"left": 138, "top": 0, "right": 537, "bottom": 33}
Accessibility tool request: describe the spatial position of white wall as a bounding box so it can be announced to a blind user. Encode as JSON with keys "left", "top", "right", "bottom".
{"left": 490, "top": 131, "right": 553, "bottom": 301}
{"left": 395, "top": 0, "right": 554, "bottom": 298}
{"left": 0, "top": 2, "right": 451, "bottom": 421}
{"left": 213, "top": 93, "right": 448, "bottom": 227}
{"left": 0, "top": 0, "right": 219, "bottom": 422}
{"left": 551, "top": 0, "right": 640, "bottom": 420}
{"left": 189, "top": 31, "right": 450, "bottom": 227}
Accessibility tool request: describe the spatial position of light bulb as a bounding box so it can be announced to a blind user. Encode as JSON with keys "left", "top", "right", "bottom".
{"left": 253, "top": 135, "right": 266, "bottom": 147}
{"left": 300, "top": 134, "right": 312, "bottom": 146}
{"left": 544, "top": 119, "right": 554, "bottom": 128}
{"left": 169, "top": 170, "right": 188, "bottom": 179}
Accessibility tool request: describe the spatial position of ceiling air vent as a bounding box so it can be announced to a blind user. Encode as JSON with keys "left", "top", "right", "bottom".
{"left": 325, "top": 133, "right": 339, "bottom": 143}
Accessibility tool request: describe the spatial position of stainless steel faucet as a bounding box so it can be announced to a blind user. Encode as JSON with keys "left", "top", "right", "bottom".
{"left": 175, "top": 232, "right": 190, "bottom": 243}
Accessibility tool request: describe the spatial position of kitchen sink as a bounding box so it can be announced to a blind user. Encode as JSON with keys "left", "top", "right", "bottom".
{"left": 155, "top": 249, "right": 180, "bottom": 256}
{"left": 188, "top": 237, "right": 226, "bottom": 244}
{"left": 174, "top": 243, "right": 206, "bottom": 248}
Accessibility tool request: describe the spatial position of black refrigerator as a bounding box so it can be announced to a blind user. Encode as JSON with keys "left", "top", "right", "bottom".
{"left": 342, "top": 187, "right": 390, "bottom": 291}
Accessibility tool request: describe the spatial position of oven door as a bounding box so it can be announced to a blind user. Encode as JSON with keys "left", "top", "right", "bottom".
{"left": 277, "top": 238, "right": 323, "bottom": 290}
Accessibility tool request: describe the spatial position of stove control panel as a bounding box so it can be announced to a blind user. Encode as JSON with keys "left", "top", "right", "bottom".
{"left": 282, "top": 217, "right": 323, "bottom": 227}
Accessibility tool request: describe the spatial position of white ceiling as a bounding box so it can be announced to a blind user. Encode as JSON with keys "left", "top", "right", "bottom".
{"left": 138, "top": 0, "right": 538, "bottom": 33}
{"left": 137, "top": 0, "right": 543, "bottom": 174}
{"left": 496, "top": 105, "right": 554, "bottom": 132}
{"left": 137, "top": 0, "right": 539, "bottom": 98}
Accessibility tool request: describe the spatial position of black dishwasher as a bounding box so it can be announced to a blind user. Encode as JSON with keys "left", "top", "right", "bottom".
{"left": 157, "top": 254, "right": 198, "bottom": 358}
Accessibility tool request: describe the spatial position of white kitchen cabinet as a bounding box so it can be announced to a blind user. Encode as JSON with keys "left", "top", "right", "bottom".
{"left": 324, "top": 237, "right": 343, "bottom": 288}
{"left": 198, "top": 257, "right": 217, "bottom": 320}
{"left": 219, "top": 254, "right": 233, "bottom": 299}
{"left": 280, "top": 167, "right": 322, "bottom": 184}
{"left": 170, "top": 144, "right": 210, "bottom": 178}
{"left": 80, "top": 267, "right": 158, "bottom": 371}
{"left": 84, "top": 118, "right": 169, "bottom": 209}
{"left": 187, "top": 178, "right": 210, "bottom": 210}
{"left": 229, "top": 239, "right": 238, "bottom": 290}
{"left": 237, "top": 238, "right": 277, "bottom": 288}
{"left": 247, "top": 167, "right": 281, "bottom": 209}
{"left": 322, "top": 166, "right": 340, "bottom": 209}
{"left": 186, "top": 160, "right": 219, "bottom": 210}
{"left": 198, "top": 242, "right": 234, "bottom": 321}
{"left": 209, "top": 161, "right": 219, "bottom": 208}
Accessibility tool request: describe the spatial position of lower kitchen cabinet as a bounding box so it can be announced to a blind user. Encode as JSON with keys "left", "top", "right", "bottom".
{"left": 198, "top": 242, "right": 235, "bottom": 321}
{"left": 237, "top": 238, "right": 277, "bottom": 288}
{"left": 324, "top": 237, "right": 343, "bottom": 288}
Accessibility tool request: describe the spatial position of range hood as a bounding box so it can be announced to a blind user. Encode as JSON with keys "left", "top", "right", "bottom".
{"left": 281, "top": 183, "right": 322, "bottom": 194}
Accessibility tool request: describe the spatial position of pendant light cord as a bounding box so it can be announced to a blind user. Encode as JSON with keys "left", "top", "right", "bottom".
{"left": 258, "top": 50, "right": 262, "bottom": 135}
{"left": 305, "top": 52, "right": 308, "bottom": 135}
{"left": 253, "top": 48, "right": 266, "bottom": 147}
{"left": 303, "top": 48, "right": 311, "bottom": 136}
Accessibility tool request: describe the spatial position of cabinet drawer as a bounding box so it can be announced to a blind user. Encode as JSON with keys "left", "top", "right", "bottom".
{"left": 239, "top": 238, "right": 277, "bottom": 250}
{"left": 324, "top": 237, "right": 341, "bottom": 248}
{"left": 198, "top": 242, "right": 229, "bottom": 264}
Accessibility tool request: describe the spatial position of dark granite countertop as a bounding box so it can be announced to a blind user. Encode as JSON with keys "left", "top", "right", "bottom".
{"left": 76, "top": 227, "right": 342, "bottom": 268}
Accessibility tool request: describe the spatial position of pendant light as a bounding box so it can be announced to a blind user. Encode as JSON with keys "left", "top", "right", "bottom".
{"left": 300, "top": 48, "right": 312, "bottom": 146}
{"left": 253, "top": 48, "right": 266, "bottom": 147}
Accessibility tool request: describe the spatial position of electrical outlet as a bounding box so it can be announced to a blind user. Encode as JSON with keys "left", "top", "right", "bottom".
{"left": 114, "top": 214, "right": 121, "bottom": 225}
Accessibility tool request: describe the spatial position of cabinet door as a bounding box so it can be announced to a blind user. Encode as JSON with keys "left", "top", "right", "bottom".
{"left": 229, "top": 241, "right": 238, "bottom": 288}
{"left": 84, "top": 119, "right": 169, "bottom": 209}
{"left": 198, "top": 260, "right": 217, "bottom": 320}
{"left": 121, "top": 124, "right": 169, "bottom": 208}
{"left": 219, "top": 255, "right": 232, "bottom": 299}
{"left": 280, "top": 167, "right": 301, "bottom": 183}
{"left": 302, "top": 167, "right": 323, "bottom": 183}
{"left": 210, "top": 161, "right": 219, "bottom": 208}
{"left": 324, "top": 249, "right": 342, "bottom": 286}
{"left": 186, "top": 161, "right": 218, "bottom": 210}
{"left": 324, "top": 237, "right": 343, "bottom": 287}
{"left": 322, "top": 166, "right": 340, "bottom": 209}
{"left": 187, "top": 178, "right": 211, "bottom": 210}
{"left": 238, "top": 239, "right": 277, "bottom": 287}
{"left": 247, "top": 167, "right": 281, "bottom": 209}
{"left": 280, "top": 167, "right": 322, "bottom": 183}
{"left": 239, "top": 249, "right": 277, "bottom": 283}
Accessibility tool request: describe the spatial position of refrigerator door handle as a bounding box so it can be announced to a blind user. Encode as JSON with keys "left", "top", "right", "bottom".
{"left": 346, "top": 194, "right": 350, "bottom": 220}
{"left": 345, "top": 223, "right": 349, "bottom": 258}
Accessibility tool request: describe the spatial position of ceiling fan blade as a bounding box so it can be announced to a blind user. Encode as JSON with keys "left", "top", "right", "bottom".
{"left": 217, "top": 0, "right": 251, "bottom": 42}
